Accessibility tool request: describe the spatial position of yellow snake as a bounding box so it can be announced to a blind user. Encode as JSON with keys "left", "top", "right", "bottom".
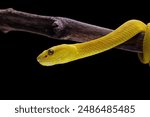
{"left": 37, "top": 20, "right": 150, "bottom": 66}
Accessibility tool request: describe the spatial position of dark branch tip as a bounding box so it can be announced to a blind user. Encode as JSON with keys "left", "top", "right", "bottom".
{"left": 6, "top": 8, "right": 14, "bottom": 13}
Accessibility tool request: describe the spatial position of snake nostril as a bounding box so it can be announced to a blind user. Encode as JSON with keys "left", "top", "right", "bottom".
{"left": 44, "top": 55, "right": 48, "bottom": 58}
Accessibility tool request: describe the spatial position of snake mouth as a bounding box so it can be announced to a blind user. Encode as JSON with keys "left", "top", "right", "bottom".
{"left": 36, "top": 56, "right": 54, "bottom": 66}
{"left": 37, "top": 59, "right": 54, "bottom": 66}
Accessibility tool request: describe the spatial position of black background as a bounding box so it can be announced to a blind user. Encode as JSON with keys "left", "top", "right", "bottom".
{"left": 0, "top": 1, "right": 149, "bottom": 99}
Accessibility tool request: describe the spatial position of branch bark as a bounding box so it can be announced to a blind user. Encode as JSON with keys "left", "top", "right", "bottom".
{"left": 0, "top": 8, "right": 144, "bottom": 53}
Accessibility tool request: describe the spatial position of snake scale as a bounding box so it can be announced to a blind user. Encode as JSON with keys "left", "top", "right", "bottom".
{"left": 37, "top": 20, "right": 150, "bottom": 66}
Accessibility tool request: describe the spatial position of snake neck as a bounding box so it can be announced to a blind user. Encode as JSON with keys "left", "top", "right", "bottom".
{"left": 73, "top": 20, "right": 146, "bottom": 59}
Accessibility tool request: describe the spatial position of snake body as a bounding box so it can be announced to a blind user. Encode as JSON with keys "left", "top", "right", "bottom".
{"left": 37, "top": 20, "right": 150, "bottom": 66}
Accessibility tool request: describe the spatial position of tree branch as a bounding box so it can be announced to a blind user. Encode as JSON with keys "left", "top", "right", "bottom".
{"left": 0, "top": 8, "right": 144, "bottom": 53}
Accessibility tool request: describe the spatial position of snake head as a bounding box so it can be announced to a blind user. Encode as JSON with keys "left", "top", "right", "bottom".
{"left": 37, "top": 44, "right": 78, "bottom": 66}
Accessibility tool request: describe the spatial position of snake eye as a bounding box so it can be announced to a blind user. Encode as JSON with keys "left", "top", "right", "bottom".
{"left": 48, "top": 49, "right": 54, "bottom": 55}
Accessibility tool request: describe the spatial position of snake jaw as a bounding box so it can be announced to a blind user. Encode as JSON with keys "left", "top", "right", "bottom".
{"left": 37, "top": 57, "right": 56, "bottom": 66}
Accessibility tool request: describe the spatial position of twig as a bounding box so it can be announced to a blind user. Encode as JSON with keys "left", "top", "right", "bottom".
{"left": 0, "top": 8, "right": 144, "bottom": 53}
